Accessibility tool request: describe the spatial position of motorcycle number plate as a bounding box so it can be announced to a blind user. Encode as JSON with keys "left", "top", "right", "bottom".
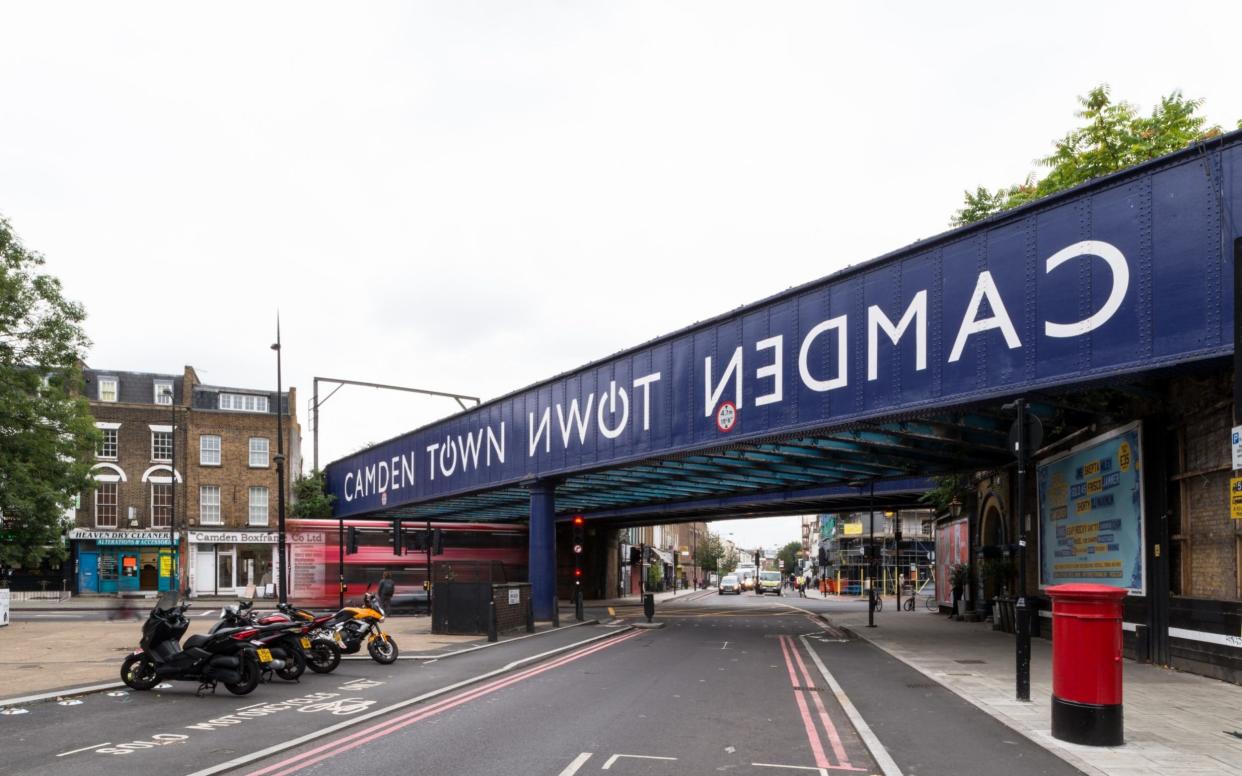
{"left": 299, "top": 637, "right": 312, "bottom": 649}
{"left": 257, "top": 648, "right": 273, "bottom": 663}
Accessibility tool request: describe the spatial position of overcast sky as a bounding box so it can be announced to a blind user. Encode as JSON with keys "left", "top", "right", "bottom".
{"left": 3, "top": 2, "right": 1240, "bottom": 550}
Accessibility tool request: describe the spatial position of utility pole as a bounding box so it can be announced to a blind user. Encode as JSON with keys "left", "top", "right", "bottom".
{"left": 1004, "top": 398, "right": 1040, "bottom": 703}
{"left": 272, "top": 320, "right": 288, "bottom": 605}
{"left": 868, "top": 481, "right": 876, "bottom": 627}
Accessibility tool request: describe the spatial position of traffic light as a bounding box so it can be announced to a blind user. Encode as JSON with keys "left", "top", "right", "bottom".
{"left": 432, "top": 528, "right": 444, "bottom": 556}
{"left": 818, "top": 545, "right": 828, "bottom": 566}
{"left": 629, "top": 545, "right": 642, "bottom": 565}
{"left": 754, "top": 550, "right": 761, "bottom": 566}
{"left": 346, "top": 526, "right": 358, "bottom": 555}
{"left": 572, "top": 516, "right": 585, "bottom": 590}
{"left": 393, "top": 519, "right": 403, "bottom": 555}
{"left": 409, "top": 530, "right": 428, "bottom": 552}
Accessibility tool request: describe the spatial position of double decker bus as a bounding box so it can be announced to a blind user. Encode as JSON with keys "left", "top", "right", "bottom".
{"left": 287, "top": 518, "right": 527, "bottom": 605}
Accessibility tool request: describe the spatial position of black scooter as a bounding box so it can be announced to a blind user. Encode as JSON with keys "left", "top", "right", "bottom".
{"left": 120, "top": 590, "right": 265, "bottom": 696}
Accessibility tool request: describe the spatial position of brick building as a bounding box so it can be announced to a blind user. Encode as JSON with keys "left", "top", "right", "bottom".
{"left": 70, "top": 365, "right": 300, "bottom": 598}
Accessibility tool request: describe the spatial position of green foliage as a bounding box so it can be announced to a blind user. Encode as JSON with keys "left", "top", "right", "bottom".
{"left": 949, "top": 562, "right": 971, "bottom": 591}
{"left": 920, "top": 473, "right": 972, "bottom": 515}
{"left": 776, "top": 541, "right": 802, "bottom": 573}
{"left": 952, "top": 86, "right": 1226, "bottom": 227}
{"left": 718, "top": 546, "right": 738, "bottom": 576}
{"left": 291, "top": 469, "right": 336, "bottom": 518}
{"left": 692, "top": 532, "right": 727, "bottom": 575}
{"left": 0, "top": 215, "right": 97, "bottom": 569}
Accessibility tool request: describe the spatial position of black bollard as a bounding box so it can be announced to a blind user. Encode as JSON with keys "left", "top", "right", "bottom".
{"left": 643, "top": 593, "right": 655, "bottom": 623}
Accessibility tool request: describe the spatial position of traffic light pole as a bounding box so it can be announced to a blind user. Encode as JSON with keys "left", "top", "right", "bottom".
{"left": 1011, "top": 398, "right": 1032, "bottom": 702}
{"left": 867, "top": 480, "right": 876, "bottom": 628}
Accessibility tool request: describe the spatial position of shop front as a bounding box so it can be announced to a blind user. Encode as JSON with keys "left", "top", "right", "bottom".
{"left": 69, "top": 529, "right": 180, "bottom": 595}
{"left": 187, "top": 530, "right": 325, "bottom": 599}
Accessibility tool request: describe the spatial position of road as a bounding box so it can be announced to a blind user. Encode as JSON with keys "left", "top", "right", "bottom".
{"left": 0, "top": 590, "right": 1083, "bottom": 776}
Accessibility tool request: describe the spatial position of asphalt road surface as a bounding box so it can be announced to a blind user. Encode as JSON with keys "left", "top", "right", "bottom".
{"left": 1, "top": 591, "right": 1084, "bottom": 776}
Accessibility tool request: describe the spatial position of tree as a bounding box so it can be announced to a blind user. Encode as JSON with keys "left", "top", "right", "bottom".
{"left": 291, "top": 469, "right": 336, "bottom": 518}
{"left": 692, "top": 531, "right": 726, "bottom": 575}
{"left": 0, "top": 215, "right": 97, "bottom": 571}
{"left": 776, "top": 541, "right": 803, "bottom": 573}
{"left": 952, "top": 86, "right": 1226, "bottom": 227}
{"left": 718, "top": 546, "right": 739, "bottom": 576}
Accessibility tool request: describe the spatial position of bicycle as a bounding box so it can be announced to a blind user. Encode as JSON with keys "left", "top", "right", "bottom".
{"left": 902, "top": 578, "right": 937, "bottom": 611}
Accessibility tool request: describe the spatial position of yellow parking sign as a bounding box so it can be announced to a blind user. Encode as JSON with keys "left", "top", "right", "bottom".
{"left": 1231, "top": 478, "right": 1242, "bottom": 520}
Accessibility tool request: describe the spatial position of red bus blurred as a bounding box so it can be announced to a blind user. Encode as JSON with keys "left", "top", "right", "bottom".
{"left": 287, "top": 518, "right": 527, "bottom": 607}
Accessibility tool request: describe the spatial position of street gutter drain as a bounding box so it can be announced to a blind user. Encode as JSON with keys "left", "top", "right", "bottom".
{"left": 954, "top": 659, "right": 986, "bottom": 664}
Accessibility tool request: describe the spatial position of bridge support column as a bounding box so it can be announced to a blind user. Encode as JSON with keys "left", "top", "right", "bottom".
{"left": 528, "top": 480, "right": 557, "bottom": 621}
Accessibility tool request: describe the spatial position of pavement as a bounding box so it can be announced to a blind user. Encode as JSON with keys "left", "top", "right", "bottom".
{"left": 824, "top": 595, "right": 1242, "bottom": 776}
{"left": 0, "top": 604, "right": 522, "bottom": 702}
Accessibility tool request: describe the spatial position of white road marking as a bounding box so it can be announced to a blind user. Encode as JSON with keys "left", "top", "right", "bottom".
{"left": 557, "top": 752, "right": 593, "bottom": 775}
{"left": 56, "top": 743, "right": 110, "bottom": 757}
{"left": 31, "top": 613, "right": 82, "bottom": 618}
{"left": 602, "top": 754, "right": 677, "bottom": 770}
{"left": 753, "top": 764, "right": 827, "bottom": 773}
{"left": 721, "top": 641, "right": 730, "bottom": 650}
{"left": 799, "top": 634, "right": 903, "bottom": 776}
{"left": 197, "top": 610, "right": 215, "bottom": 617}
{"left": 184, "top": 627, "right": 634, "bottom": 776}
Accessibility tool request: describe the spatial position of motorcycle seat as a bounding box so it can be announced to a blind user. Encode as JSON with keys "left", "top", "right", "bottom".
{"left": 183, "top": 634, "right": 211, "bottom": 650}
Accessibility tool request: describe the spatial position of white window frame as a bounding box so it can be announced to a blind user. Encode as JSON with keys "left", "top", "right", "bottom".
{"left": 200, "top": 434, "right": 221, "bottom": 466}
{"left": 151, "top": 482, "right": 172, "bottom": 528}
{"left": 97, "top": 427, "right": 118, "bottom": 460}
{"left": 249, "top": 437, "right": 269, "bottom": 468}
{"left": 248, "top": 486, "right": 269, "bottom": 526}
{"left": 95, "top": 482, "right": 118, "bottom": 528}
{"left": 219, "top": 393, "right": 270, "bottom": 413}
{"left": 154, "top": 380, "right": 174, "bottom": 405}
{"left": 98, "top": 378, "right": 118, "bottom": 403}
{"left": 199, "top": 485, "right": 222, "bottom": 525}
{"left": 151, "top": 430, "right": 173, "bottom": 463}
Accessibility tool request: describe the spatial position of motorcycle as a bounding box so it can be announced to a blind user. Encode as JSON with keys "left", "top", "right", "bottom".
{"left": 324, "top": 591, "right": 399, "bottom": 664}
{"left": 271, "top": 602, "right": 343, "bottom": 674}
{"left": 120, "top": 590, "right": 266, "bottom": 696}
{"left": 211, "top": 598, "right": 311, "bottom": 682}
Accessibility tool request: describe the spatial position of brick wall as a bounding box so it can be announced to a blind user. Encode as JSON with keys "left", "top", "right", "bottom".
{"left": 75, "top": 403, "right": 188, "bottom": 530}
{"left": 1170, "top": 375, "right": 1239, "bottom": 601}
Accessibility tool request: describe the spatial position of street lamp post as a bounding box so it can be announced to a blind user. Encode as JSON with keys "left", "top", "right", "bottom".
{"left": 272, "top": 325, "right": 288, "bottom": 605}
{"left": 163, "top": 387, "right": 177, "bottom": 592}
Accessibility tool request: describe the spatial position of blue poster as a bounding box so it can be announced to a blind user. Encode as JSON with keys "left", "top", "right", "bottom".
{"left": 1037, "top": 422, "right": 1145, "bottom": 595}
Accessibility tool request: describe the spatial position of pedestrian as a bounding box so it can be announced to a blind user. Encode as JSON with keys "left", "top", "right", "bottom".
{"left": 377, "top": 570, "right": 395, "bottom": 615}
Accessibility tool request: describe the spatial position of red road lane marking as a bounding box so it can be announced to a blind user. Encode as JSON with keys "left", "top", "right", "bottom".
{"left": 247, "top": 630, "right": 642, "bottom": 776}
{"left": 785, "top": 635, "right": 851, "bottom": 767}
{"left": 778, "top": 633, "right": 830, "bottom": 770}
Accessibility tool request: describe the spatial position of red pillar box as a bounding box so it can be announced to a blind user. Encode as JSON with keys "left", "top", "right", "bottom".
{"left": 1047, "top": 584, "right": 1127, "bottom": 746}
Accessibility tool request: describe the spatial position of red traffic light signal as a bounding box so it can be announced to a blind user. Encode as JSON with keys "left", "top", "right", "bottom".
{"left": 572, "top": 515, "right": 584, "bottom": 526}
{"left": 574, "top": 568, "right": 582, "bottom": 577}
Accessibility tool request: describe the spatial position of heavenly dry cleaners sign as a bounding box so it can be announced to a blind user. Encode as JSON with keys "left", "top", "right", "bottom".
{"left": 339, "top": 239, "right": 1130, "bottom": 507}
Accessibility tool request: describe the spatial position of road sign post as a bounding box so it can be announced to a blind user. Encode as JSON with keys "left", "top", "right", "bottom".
{"left": 1004, "top": 398, "right": 1038, "bottom": 703}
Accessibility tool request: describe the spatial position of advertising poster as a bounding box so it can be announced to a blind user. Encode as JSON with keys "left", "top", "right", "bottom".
{"left": 935, "top": 517, "right": 968, "bottom": 606}
{"left": 1037, "top": 422, "right": 1145, "bottom": 595}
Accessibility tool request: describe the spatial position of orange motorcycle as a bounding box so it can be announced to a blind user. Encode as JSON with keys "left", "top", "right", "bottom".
{"left": 324, "top": 590, "right": 398, "bottom": 664}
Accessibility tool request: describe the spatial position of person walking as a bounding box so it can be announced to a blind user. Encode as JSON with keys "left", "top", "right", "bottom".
{"left": 377, "top": 570, "right": 395, "bottom": 615}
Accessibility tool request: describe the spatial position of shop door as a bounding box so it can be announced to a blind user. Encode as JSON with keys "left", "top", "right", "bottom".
{"left": 217, "top": 549, "right": 236, "bottom": 595}
{"left": 139, "top": 549, "right": 159, "bottom": 591}
{"left": 78, "top": 552, "right": 99, "bottom": 593}
{"left": 194, "top": 547, "right": 216, "bottom": 597}
{"left": 99, "top": 551, "right": 119, "bottom": 593}
{"left": 118, "top": 552, "right": 140, "bottom": 592}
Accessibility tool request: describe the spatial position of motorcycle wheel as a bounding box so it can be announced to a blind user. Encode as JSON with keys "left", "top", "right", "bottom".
{"left": 367, "top": 634, "right": 399, "bottom": 664}
{"left": 275, "top": 645, "right": 306, "bottom": 681}
{"left": 306, "top": 640, "right": 341, "bottom": 674}
{"left": 120, "top": 654, "right": 160, "bottom": 691}
{"left": 224, "top": 654, "right": 261, "bottom": 695}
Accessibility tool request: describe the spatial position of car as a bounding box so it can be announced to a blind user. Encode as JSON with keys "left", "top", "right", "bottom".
{"left": 757, "top": 570, "right": 783, "bottom": 596}
{"left": 718, "top": 575, "right": 741, "bottom": 595}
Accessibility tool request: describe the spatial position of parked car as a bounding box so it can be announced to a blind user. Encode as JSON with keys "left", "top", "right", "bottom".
{"left": 757, "top": 570, "right": 783, "bottom": 596}
{"left": 718, "top": 575, "right": 741, "bottom": 595}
